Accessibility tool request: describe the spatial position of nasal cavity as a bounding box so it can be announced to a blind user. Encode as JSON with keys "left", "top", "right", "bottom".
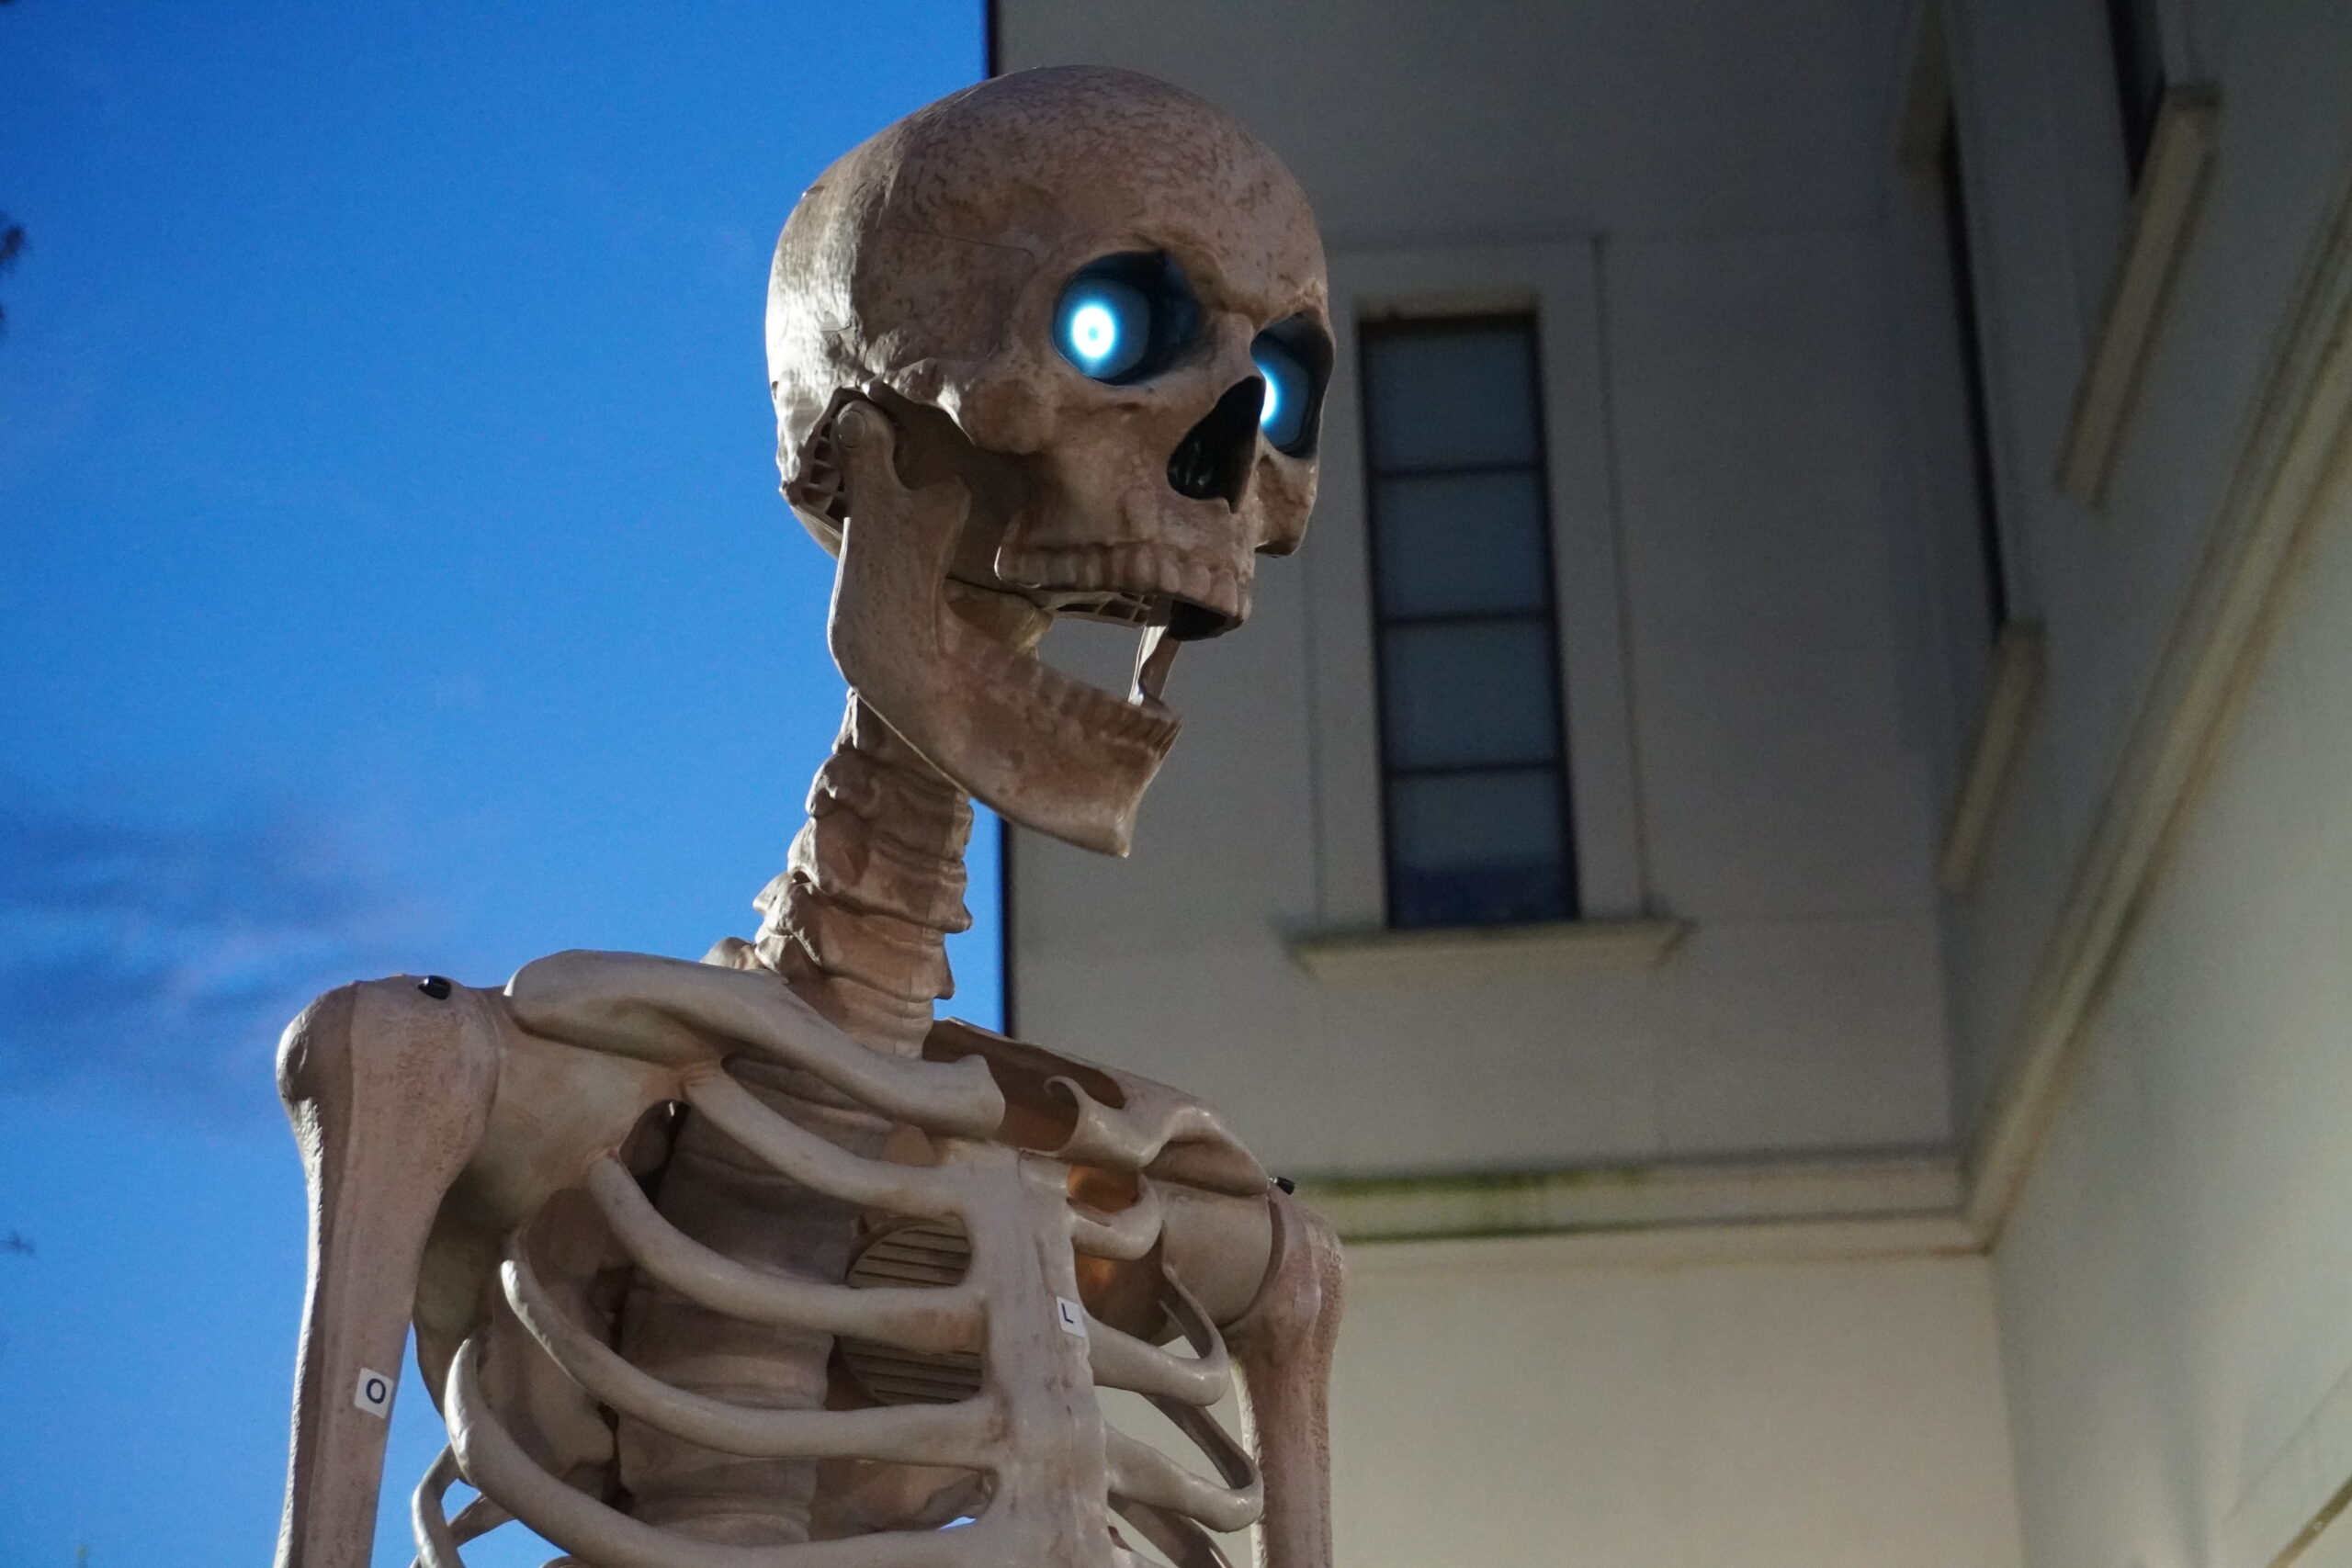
{"left": 1167, "top": 377, "right": 1264, "bottom": 508}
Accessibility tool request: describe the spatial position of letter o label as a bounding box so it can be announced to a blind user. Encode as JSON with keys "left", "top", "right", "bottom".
{"left": 355, "top": 1367, "right": 395, "bottom": 1419}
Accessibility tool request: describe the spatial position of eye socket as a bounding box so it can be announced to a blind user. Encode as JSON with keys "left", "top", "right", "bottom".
{"left": 1052, "top": 253, "right": 1198, "bottom": 384}
{"left": 1057, "top": 276, "right": 1151, "bottom": 380}
{"left": 1250, "top": 317, "right": 1330, "bottom": 456}
{"left": 1252, "top": 336, "right": 1312, "bottom": 451}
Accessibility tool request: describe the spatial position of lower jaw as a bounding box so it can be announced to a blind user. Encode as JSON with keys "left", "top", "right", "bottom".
{"left": 837, "top": 578, "right": 1179, "bottom": 858}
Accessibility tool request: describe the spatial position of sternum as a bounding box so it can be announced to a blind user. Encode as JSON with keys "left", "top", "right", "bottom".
{"left": 614, "top": 695, "right": 974, "bottom": 1543}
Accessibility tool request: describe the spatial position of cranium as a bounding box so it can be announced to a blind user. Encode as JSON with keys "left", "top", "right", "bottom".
{"left": 767, "top": 65, "right": 1329, "bottom": 855}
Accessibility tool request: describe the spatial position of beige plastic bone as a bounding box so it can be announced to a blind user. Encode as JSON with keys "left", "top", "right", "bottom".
{"left": 274, "top": 62, "right": 1344, "bottom": 1568}
{"left": 1229, "top": 1191, "right": 1347, "bottom": 1568}
{"left": 276, "top": 980, "right": 499, "bottom": 1567}
{"left": 771, "top": 67, "right": 1329, "bottom": 855}
{"left": 274, "top": 953, "right": 1329, "bottom": 1568}
{"left": 825, "top": 400, "right": 1173, "bottom": 857}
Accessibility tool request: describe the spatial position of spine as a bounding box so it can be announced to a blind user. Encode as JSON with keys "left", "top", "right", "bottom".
{"left": 612, "top": 696, "right": 971, "bottom": 1543}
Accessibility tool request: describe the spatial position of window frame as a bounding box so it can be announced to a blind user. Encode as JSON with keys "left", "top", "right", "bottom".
{"left": 1299, "top": 240, "right": 1648, "bottom": 939}
{"left": 1357, "top": 311, "right": 1581, "bottom": 930}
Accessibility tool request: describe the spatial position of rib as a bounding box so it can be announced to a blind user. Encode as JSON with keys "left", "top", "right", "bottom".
{"left": 1102, "top": 1427, "right": 1261, "bottom": 1535}
{"left": 682, "top": 1073, "right": 961, "bottom": 1219}
{"left": 1111, "top": 1498, "right": 1233, "bottom": 1568}
{"left": 587, "top": 1157, "right": 980, "bottom": 1353}
{"left": 503, "top": 1249, "right": 995, "bottom": 1468}
{"left": 1153, "top": 1396, "right": 1260, "bottom": 1493}
{"left": 411, "top": 1446, "right": 467, "bottom": 1568}
{"left": 1088, "top": 1277, "right": 1231, "bottom": 1405}
{"left": 447, "top": 1334, "right": 987, "bottom": 1568}
{"left": 448, "top": 1494, "right": 515, "bottom": 1552}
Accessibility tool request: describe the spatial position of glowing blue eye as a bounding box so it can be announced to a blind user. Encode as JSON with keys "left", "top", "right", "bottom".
{"left": 1252, "top": 335, "right": 1312, "bottom": 452}
{"left": 1055, "top": 277, "right": 1151, "bottom": 380}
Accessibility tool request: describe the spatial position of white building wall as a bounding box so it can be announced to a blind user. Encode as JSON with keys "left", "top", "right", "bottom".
{"left": 999, "top": 0, "right": 1957, "bottom": 1176}
{"left": 1940, "top": 0, "right": 2352, "bottom": 1130}
{"left": 1948, "top": 3, "right": 2352, "bottom": 1566}
{"left": 1991, "top": 468, "right": 2352, "bottom": 1568}
{"left": 1334, "top": 1244, "right": 2020, "bottom": 1568}
{"left": 995, "top": 6, "right": 2030, "bottom": 1566}
{"left": 996, "top": 3, "right": 2352, "bottom": 1566}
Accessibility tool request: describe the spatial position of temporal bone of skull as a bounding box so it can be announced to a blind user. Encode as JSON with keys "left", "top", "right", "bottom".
{"left": 766, "top": 65, "right": 1329, "bottom": 856}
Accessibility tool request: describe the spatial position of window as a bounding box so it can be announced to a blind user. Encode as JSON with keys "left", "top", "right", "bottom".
{"left": 1361, "top": 315, "right": 1577, "bottom": 929}
{"left": 1937, "top": 110, "right": 2009, "bottom": 635}
{"left": 2105, "top": 0, "right": 2167, "bottom": 180}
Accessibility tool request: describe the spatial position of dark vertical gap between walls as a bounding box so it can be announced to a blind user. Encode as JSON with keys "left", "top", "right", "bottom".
{"left": 1939, "top": 110, "right": 2009, "bottom": 635}
{"left": 2104, "top": 0, "right": 2167, "bottom": 181}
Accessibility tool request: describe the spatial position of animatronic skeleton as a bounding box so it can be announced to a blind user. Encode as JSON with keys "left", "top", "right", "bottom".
{"left": 273, "top": 67, "right": 1344, "bottom": 1568}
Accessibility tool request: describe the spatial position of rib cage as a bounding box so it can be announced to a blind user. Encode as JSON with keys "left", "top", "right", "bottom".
{"left": 605, "top": 698, "right": 983, "bottom": 1549}
{"left": 840, "top": 1218, "right": 984, "bottom": 1404}
{"left": 255, "top": 705, "right": 1283, "bottom": 1568}
{"left": 411, "top": 1056, "right": 1264, "bottom": 1568}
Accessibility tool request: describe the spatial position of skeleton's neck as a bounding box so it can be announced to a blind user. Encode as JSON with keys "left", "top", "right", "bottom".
{"left": 744, "top": 694, "right": 972, "bottom": 1057}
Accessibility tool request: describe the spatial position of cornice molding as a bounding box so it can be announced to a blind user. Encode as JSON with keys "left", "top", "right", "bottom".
{"left": 1339, "top": 1214, "right": 1977, "bottom": 1274}
{"left": 1295, "top": 1151, "right": 1963, "bottom": 1255}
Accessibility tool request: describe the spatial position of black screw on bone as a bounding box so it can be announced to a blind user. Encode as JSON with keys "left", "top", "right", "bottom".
{"left": 417, "top": 976, "right": 453, "bottom": 1000}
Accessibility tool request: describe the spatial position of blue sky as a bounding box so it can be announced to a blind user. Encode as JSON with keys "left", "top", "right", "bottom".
{"left": 0, "top": 4, "right": 989, "bottom": 1562}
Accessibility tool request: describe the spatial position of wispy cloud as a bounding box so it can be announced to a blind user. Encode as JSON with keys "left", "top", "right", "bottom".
{"left": 0, "top": 786, "right": 421, "bottom": 1116}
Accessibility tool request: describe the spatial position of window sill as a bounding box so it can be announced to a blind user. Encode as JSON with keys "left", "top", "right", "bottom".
{"left": 1286, "top": 917, "right": 1689, "bottom": 985}
{"left": 2057, "top": 85, "right": 2221, "bottom": 504}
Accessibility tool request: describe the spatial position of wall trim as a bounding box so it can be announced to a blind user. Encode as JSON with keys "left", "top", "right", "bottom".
{"left": 2264, "top": 1487, "right": 2352, "bottom": 1568}
{"left": 1295, "top": 1151, "right": 1962, "bottom": 1248}
{"left": 1340, "top": 1213, "right": 1980, "bottom": 1275}
{"left": 2056, "top": 86, "right": 2221, "bottom": 504}
{"left": 1938, "top": 620, "right": 2046, "bottom": 891}
{"left": 1965, "top": 171, "right": 2352, "bottom": 1241}
{"left": 2224, "top": 1349, "right": 2352, "bottom": 1568}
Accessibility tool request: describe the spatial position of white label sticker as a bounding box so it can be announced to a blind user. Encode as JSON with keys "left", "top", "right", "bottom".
{"left": 1056, "top": 1296, "right": 1089, "bottom": 1339}
{"left": 354, "top": 1367, "right": 396, "bottom": 1419}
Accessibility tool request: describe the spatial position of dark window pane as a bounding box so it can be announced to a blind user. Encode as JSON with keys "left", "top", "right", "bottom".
{"left": 1380, "top": 619, "right": 1559, "bottom": 770}
{"left": 1363, "top": 313, "right": 1577, "bottom": 929}
{"left": 1363, "top": 324, "right": 1540, "bottom": 470}
{"left": 1372, "top": 470, "right": 1551, "bottom": 619}
{"left": 1388, "top": 769, "right": 1570, "bottom": 926}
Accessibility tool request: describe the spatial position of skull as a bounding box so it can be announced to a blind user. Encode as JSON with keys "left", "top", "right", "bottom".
{"left": 766, "top": 66, "right": 1329, "bottom": 855}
